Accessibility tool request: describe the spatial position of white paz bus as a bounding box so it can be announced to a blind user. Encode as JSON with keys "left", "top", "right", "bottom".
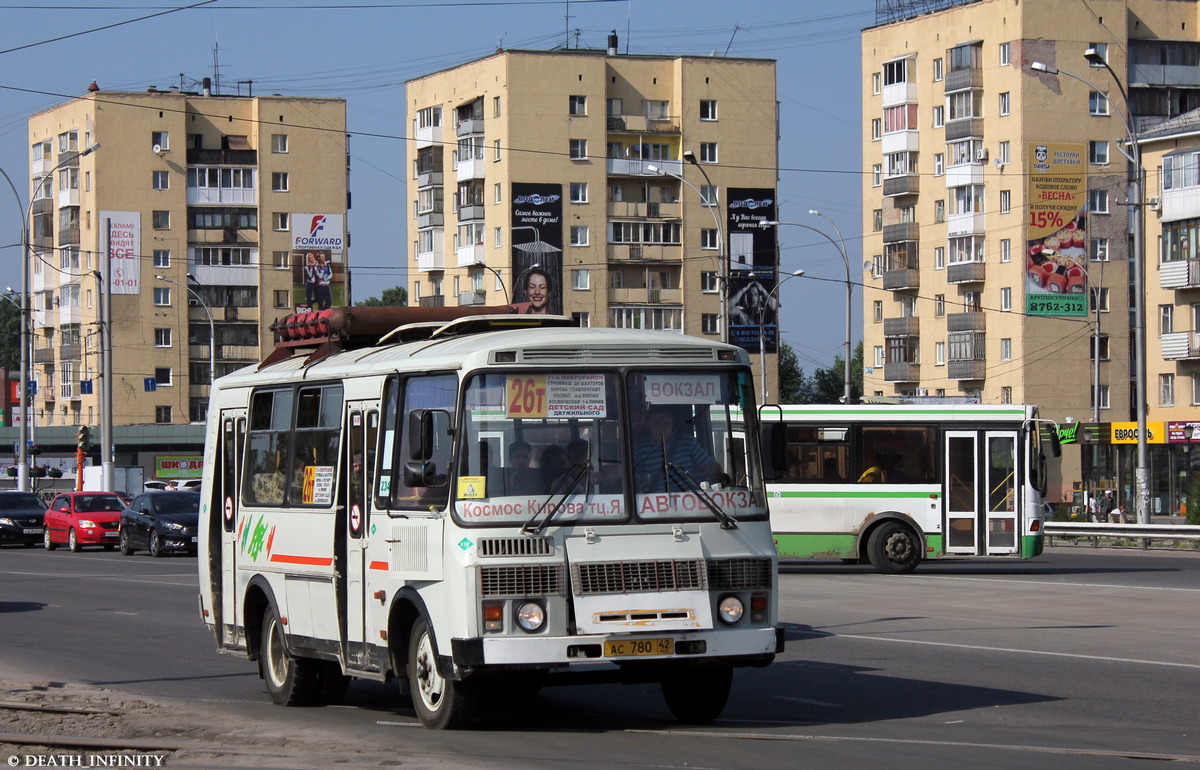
{"left": 752, "top": 404, "right": 1058, "bottom": 573}
{"left": 198, "top": 306, "right": 782, "bottom": 729}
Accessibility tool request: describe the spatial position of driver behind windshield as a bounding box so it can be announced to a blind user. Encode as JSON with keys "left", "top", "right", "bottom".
{"left": 632, "top": 405, "right": 724, "bottom": 492}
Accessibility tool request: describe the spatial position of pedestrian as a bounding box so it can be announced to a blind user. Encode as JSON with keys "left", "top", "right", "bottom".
{"left": 1088, "top": 494, "right": 1100, "bottom": 522}
{"left": 1102, "top": 490, "right": 1116, "bottom": 520}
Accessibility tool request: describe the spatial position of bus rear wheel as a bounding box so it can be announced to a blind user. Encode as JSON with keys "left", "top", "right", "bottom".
{"left": 661, "top": 665, "right": 732, "bottom": 724}
{"left": 407, "top": 617, "right": 475, "bottom": 729}
{"left": 867, "top": 521, "right": 920, "bottom": 574}
{"left": 260, "top": 606, "right": 320, "bottom": 706}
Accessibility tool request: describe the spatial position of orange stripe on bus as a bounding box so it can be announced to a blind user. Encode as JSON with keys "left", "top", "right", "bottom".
{"left": 269, "top": 553, "right": 334, "bottom": 566}
{"left": 369, "top": 561, "right": 389, "bottom": 571}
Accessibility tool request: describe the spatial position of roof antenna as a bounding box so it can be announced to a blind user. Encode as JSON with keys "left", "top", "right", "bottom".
{"left": 723, "top": 25, "right": 743, "bottom": 57}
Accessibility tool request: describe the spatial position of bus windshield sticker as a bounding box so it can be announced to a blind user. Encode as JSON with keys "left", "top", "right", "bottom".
{"left": 636, "top": 489, "right": 763, "bottom": 520}
{"left": 303, "top": 466, "right": 336, "bottom": 506}
{"left": 506, "top": 374, "right": 607, "bottom": 419}
{"left": 458, "top": 476, "right": 486, "bottom": 499}
{"left": 456, "top": 494, "right": 624, "bottom": 525}
{"left": 643, "top": 374, "right": 723, "bottom": 405}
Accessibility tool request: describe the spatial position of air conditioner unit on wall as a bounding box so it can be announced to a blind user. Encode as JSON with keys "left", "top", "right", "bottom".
{"left": 976, "top": 148, "right": 989, "bottom": 161}
{"left": 915, "top": 387, "right": 928, "bottom": 396}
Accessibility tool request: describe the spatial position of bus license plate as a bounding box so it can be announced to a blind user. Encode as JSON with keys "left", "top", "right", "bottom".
{"left": 604, "top": 638, "right": 673, "bottom": 657}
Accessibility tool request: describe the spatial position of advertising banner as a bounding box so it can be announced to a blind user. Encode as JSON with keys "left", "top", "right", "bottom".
{"left": 1025, "top": 143, "right": 1088, "bottom": 317}
{"left": 1110, "top": 421, "right": 1166, "bottom": 444}
{"left": 155, "top": 455, "right": 204, "bottom": 479}
{"left": 725, "top": 188, "right": 778, "bottom": 352}
{"left": 511, "top": 183, "right": 563, "bottom": 315}
{"left": 100, "top": 212, "right": 140, "bottom": 295}
{"left": 1167, "top": 421, "right": 1200, "bottom": 443}
{"left": 290, "top": 214, "right": 345, "bottom": 312}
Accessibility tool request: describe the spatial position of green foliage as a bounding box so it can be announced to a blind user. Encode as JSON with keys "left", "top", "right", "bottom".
{"left": 356, "top": 285, "right": 408, "bottom": 307}
{"left": 775, "top": 340, "right": 864, "bottom": 405}
{"left": 1188, "top": 476, "right": 1200, "bottom": 526}
{"left": 0, "top": 299, "right": 19, "bottom": 371}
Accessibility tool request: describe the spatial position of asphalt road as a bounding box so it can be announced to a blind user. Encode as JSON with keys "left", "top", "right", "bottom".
{"left": 1, "top": 543, "right": 1198, "bottom": 768}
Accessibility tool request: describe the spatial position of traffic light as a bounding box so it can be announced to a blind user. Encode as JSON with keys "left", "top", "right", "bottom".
{"left": 76, "top": 425, "right": 90, "bottom": 451}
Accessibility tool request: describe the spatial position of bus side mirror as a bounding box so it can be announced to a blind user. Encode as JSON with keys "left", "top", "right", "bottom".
{"left": 405, "top": 409, "right": 451, "bottom": 487}
{"left": 1049, "top": 431, "right": 1062, "bottom": 458}
{"left": 759, "top": 422, "right": 787, "bottom": 481}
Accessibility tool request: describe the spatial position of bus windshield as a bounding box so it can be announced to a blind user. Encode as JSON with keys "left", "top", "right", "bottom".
{"left": 453, "top": 369, "right": 767, "bottom": 528}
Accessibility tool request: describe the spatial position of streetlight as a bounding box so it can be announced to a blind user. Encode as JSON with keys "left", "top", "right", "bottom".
{"left": 766, "top": 218, "right": 855, "bottom": 404}
{"left": 1031, "top": 55, "right": 1149, "bottom": 524}
{"left": 646, "top": 156, "right": 727, "bottom": 343}
{"left": 753, "top": 269, "right": 804, "bottom": 404}
{"left": 156, "top": 274, "right": 215, "bottom": 398}
{"left": 473, "top": 262, "right": 509, "bottom": 304}
{"left": 1185, "top": 424, "right": 1195, "bottom": 518}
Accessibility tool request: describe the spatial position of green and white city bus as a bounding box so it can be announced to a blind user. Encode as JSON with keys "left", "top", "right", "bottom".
{"left": 750, "top": 404, "right": 1057, "bottom": 573}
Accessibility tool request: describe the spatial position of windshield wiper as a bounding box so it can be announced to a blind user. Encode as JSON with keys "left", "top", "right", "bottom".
{"left": 665, "top": 463, "right": 738, "bottom": 530}
{"left": 521, "top": 462, "right": 590, "bottom": 536}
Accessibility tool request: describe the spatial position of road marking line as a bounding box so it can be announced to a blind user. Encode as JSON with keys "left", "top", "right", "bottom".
{"left": 774, "top": 696, "right": 843, "bottom": 708}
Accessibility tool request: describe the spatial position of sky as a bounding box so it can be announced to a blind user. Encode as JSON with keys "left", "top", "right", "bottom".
{"left": 0, "top": 0, "right": 877, "bottom": 374}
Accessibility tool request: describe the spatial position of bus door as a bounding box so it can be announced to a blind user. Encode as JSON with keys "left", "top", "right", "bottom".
{"left": 339, "top": 404, "right": 378, "bottom": 670}
{"left": 945, "top": 429, "right": 1021, "bottom": 556}
{"left": 215, "top": 410, "right": 246, "bottom": 646}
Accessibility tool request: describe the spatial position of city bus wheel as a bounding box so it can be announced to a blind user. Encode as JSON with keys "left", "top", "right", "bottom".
{"left": 260, "top": 606, "right": 320, "bottom": 706}
{"left": 407, "top": 617, "right": 475, "bottom": 729}
{"left": 867, "top": 521, "right": 920, "bottom": 574}
{"left": 661, "top": 665, "right": 732, "bottom": 724}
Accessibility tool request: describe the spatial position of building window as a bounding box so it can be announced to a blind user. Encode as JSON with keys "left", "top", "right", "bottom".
{"left": 154, "top": 367, "right": 172, "bottom": 387}
{"left": 1000, "top": 386, "right": 1012, "bottom": 404}
{"left": 1000, "top": 239, "right": 1011, "bottom": 263}
{"left": 155, "top": 406, "right": 172, "bottom": 424}
{"left": 152, "top": 171, "right": 169, "bottom": 190}
{"left": 272, "top": 134, "right": 288, "bottom": 153}
{"left": 1089, "top": 189, "right": 1109, "bottom": 214}
{"left": 274, "top": 212, "right": 290, "bottom": 230}
{"left": 1089, "top": 141, "right": 1110, "bottom": 165}
{"left": 494, "top": 227, "right": 502, "bottom": 248}
{"left": 1000, "top": 190, "right": 1011, "bottom": 213}
{"left": 700, "top": 100, "right": 718, "bottom": 121}
{"left": 998, "top": 141, "right": 1010, "bottom": 164}
{"left": 874, "top": 346, "right": 884, "bottom": 367}
{"left": 569, "top": 95, "right": 587, "bottom": 116}
{"left": 1091, "top": 385, "right": 1111, "bottom": 411}
{"left": 273, "top": 289, "right": 289, "bottom": 308}
{"left": 1001, "top": 287, "right": 1012, "bottom": 311}
{"left": 494, "top": 183, "right": 502, "bottom": 203}
{"left": 1192, "top": 373, "right": 1200, "bottom": 406}
{"left": 493, "top": 96, "right": 501, "bottom": 117}
{"left": 872, "top": 165, "right": 882, "bottom": 187}
{"left": 1161, "top": 373, "right": 1176, "bottom": 407}
{"left": 1089, "top": 91, "right": 1110, "bottom": 116}
{"left": 570, "top": 182, "right": 588, "bottom": 203}
{"left": 699, "top": 142, "right": 718, "bottom": 163}
{"left": 571, "top": 269, "right": 589, "bottom": 290}
{"left": 1091, "top": 238, "right": 1110, "bottom": 261}
{"left": 935, "top": 341, "right": 945, "bottom": 366}
{"left": 572, "top": 312, "right": 590, "bottom": 327}
{"left": 153, "top": 287, "right": 170, "bottom": 306}
{"left": 570, "top": 226, "right": 589, "bottom": 246}
{"left": 1001, "top": 337, "right": 1012, "bottom": 361}
{"left": 934, "top": 295, "right": 944, "bottom": 317}
{"left": 701, "top": 314, "right": 719, "bottom": 335}
{"left": 872, "top": 72, "right": 881, "bottom": 94}
{"left": 700, "top": 185, "right": 718, "bottom": 206}
{"left": 1091, "top": 288, "right": 1111, "bottom": 313}
{"left": 873, "top": 209, "right": 883, "bottom": 231}
{"left": 934, "top": 153, "right": 944, "bottom": 177}
{"left": 701, "top": 228, "right": 718, "bottom": 249}
{"left": 871, "top": 118, "right": 881, "bottom": 140}
{"left": 151, "top": 131, "right": 169, "bottom": 151}
{"left": 272, "top": 172, "right": 289, "bottom": 192}
{"left": 701, "top": 272, "right": 718, "bottom": 293}
{"left": 151, "top": 210, "right": 170, "bottom": 229}
{"left": 874, "top": 300, "right": 883, "bottom": 322}
{"left": 933, "top": 57, "right": 943, "bottom": 81}
{"left": 999, "top": 91, "right": 1010, "bottom": 115}
{"left": 935, "top": 246, "right": 945, "bottom": 270}
{"left": 932, "top": 105, "right": 944, "bottom": 128}
{"left": 1091, "top": 335, "right": 1110, "bottom": 360}
{"left": 1160, "top": 304, "right": 1175, "bottom": 333}
{"left": 494, "top": 140, "right": 501, "bottom": 161}
{"left": 273, "top": 251, "right": 289, "bottom": 269}
{"left": 934, "top": 199, "right": 946, "bottom": 223}
{"left": 569, "top": 138, "right": 587, "bottom": 160}
{"left": 153, "top": 249, "right": 170, "bottom": 268}
{"left": 154, "top": 328, "right": 171, "bottom": 347}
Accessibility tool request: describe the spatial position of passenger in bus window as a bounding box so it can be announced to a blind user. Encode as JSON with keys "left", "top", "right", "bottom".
{"left": 506, "top": 441, "right": 539, "bottom": 495}
{"left": 538, "top": 444, "right": 568, "bottom": 490}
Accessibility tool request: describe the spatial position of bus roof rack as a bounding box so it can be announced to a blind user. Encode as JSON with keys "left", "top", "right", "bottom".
{"left": 262, "top": 305, "right": 572, "bottom": 369}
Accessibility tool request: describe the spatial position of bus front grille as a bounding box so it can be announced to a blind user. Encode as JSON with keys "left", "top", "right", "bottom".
{"left": 477, "top": 537, "right": 553, "bottom": 557}
{"left": 707, "top": 558, "right": 774, "bottom": 590}
{"left": 479, "top": 564, "right": 566, "bottom": 597}
{"left": 571, "top": 559, "right": 706, "bottom": 595}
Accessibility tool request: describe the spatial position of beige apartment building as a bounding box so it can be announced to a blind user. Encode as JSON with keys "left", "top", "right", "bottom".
{"left": 862, "top": 0, "right": 1200, "bottom": 506}
{"left": 26, "top": 85, "right": 347, "bottom": 427}
{"left": 404, "top": 45, "right": 780, "bottom": 391}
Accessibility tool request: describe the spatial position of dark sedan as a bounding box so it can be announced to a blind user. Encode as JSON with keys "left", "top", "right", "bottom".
{"left": 0, "top": 491, "right": 47, "bottom": 547}
{"left": 119, "top": 491, "right": 200, "bottom": 557}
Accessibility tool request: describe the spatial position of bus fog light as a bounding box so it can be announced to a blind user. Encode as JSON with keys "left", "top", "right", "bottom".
{"left": 484, "top": 603, "right": 504, "bottom": 633}
{"left": 515, "top": 601, "right": 545, "bottom": 632}
{"left": 717, "top": 596, "right": 744, "bottom": 625}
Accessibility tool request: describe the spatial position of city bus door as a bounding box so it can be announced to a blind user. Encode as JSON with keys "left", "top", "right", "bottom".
{"left": 216, "top": 410, "right": 246, "bottom": 647}
{"left": 945, "top": 430, "right": 1021, "bottom": 556}
{"left": 339, "top": 405, "right": 377, "bottom": 670}
{"left": 945, "top": 431, "right": 981, "bottom": 555}
{"left": 982, "top": 431, "right": 1019, "bottom": 555}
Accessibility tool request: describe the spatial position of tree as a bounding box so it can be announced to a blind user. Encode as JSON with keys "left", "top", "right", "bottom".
{"left": 808, "top": 341, "right": 864, "bottom": 404}
{"left": 356, "top": 285, "right": 408, "bottom": 307}
{"left": 0, "top": 299, "right": 20, "bottom": 371}
{"left": 777, "top": 341, "right": 813, "bottom": 404}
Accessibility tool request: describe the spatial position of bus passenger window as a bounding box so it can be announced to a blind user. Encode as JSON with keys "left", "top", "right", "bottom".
{"left": 857, "top": 427, "right": 936, "bottom": 483}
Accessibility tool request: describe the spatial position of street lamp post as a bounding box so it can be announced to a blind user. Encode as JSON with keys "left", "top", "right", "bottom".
{"left": 766, "top": 218, "right": 855, "bottom": 404}
{"left": 646, "top": 157, "right": 727, "bottom": 343}
{"left": 156, "top": 274, "right": 215, "bottom": 399}
{"left": 1185, "top": 424, "right": 1195, "bottom": 518}
{"left": 474, "top": 261, "right": 509, "bottom": 303}
{"left": 1031, "top": 56, "right": 1149, "bottom": 524}
{"left": 755, "top": 269, "right": 804, "bottom": 404}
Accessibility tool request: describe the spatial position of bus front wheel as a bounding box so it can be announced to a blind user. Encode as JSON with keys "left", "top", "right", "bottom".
{"left": 661, "top": 665, "right": 732, "bottom": 724}
{"left": 866, "top": 521, "right": 920, "bottom": 574}
{"left": 407, "top": 617, "right": 475, "bottom": 729}
{"left": 260, "top": 606, "right": 321, "bottom": 706}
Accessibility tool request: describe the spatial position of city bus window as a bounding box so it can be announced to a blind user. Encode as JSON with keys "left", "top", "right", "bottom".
{"left": 857, "top": 427, "right": 937, "bottom": 483}
{"left": 244, "top": 388, "right": 293, "bottom": 505}
{"left": 389, "top": 374, "right": 457, "bottom": 512}
{"left": 287, "top": 384, "right": 343, "bottom": 507}
{"left": 783, "top": 426, "right": 849, "bottom": 482}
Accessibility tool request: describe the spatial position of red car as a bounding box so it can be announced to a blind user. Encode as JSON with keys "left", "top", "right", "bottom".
{"left": 43, "top": 492, "right": 126, "bottom": 552}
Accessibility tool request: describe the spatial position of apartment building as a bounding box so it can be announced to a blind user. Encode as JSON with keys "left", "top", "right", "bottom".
{"left": 862, "top": 0, "right": 1200, "bottom": 505}
{"left": 404, "top": 44, "right": 779, "bottom": 390}
{"left": 26, "top": 84, "right": 347, "bottom": 427}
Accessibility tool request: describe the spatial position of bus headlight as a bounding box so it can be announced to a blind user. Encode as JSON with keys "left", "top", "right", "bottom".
{"left": 515, "top": 601, "right": 546, "bottom": 632}
{"left": 717, "top": 595, "right": 744, "bottom": 625}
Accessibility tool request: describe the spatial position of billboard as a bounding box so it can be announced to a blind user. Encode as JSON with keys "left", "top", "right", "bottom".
{"left": 290, "top": 214, "right": 346, "bottom": 312}
{"left": 726, "top": 188, "right": 778, "bottom": 352}
{"left": 510, "top": 183, "right": 563, "bottom": 315}
{"left": 1025, "top": 143, "right": 1088, "bottom": 317}
{"left": 100, "top": 212, "right": 140, "bottom": 295}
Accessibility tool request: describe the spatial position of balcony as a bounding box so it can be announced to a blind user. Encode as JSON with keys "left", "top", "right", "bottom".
{"left": 884, "top": 362, "right": 920, "bottom": 382}
{"left": 608, "top": 287, "right": 681, "bottom": 304}
{"left": 191, "top": 264, "right": 257, "bottom": 287}
{"left": 607, "top": 201, "right": 681, "bottom": 219}
{"left": 944, "top": 117, "right": 984, "bottom": 141}
{"left": 1160, "top": 259, "right": 1200, "bottom": 290}
{"left": 606, "top": 158, "right": 683, "bottom": 177}
{"left": 605, "top": 244, "right": 682, "bottom": 262}
{"left": 947, "top": 210, "right": 986, "bottom": 237}
{"left": 458, "top": 291, "right": 487, "bottom": 306}
{"left": 884, "top": 316, "right": 919, "bottom": 337}
{"left": 883, "top": 174, "right": 919, "bottom": 197}
{"left": 1161, "top": 331, "right": 1200, "bottom": 360}
{"left": 57, "top": 188, "right": 79, "bottom": 207}
{"left": 949, "top": 359, "right": 986, "bottom": 380}
{"left": 58, "top": 225, "right": 80, "bottom": 246}
{"left": 948, "top": 261, "right": 986, "bottom": 284}
{"left": 882, "top": 221, "right": 919, "bottom": 243}
{"left": 33, "top": 348, "right": 53, "bottom": 364}
{"left": 883, "top": 269, "right": 920, "bottom": 291}
{"left": 606, "top": 114, "right": 681, "bottom": 134}
{"left": 187, "top": 149, "right": 257, "bottom": 165}
{"left": 188, "top": 186, "right": 256, "bottom": 205}
{"left": 417, "top": 210, "right": 444, "bottom": 228}
{"left": 419, "top": 295, "right": 445, "bottom": 307}
{"left": 58, "top": 343, "right": 81, "bottom": 361}
{"left": 415, "top": 123, "right": 443, "bottom": 148}
{"left": 1161, "top": 185, "right": 1200, "bottom": 222}
{"left": 457, "top": 204, "right": 484, "bottom": 221}
{"left": 881, "top": 130, "right": 920, "bottom": 155}
{"left": 945, "top": 161, "right": 985, "bottom": 187}
{"left": 416, "top": 245, "right": 444, "bottom": 272}
{"left": 947, "top": 311, "right": 986, "bottom": 332}
{"left": 456, "top": 154, "right": 486, "bottom": 181}
{"left": 456, "top": 118, "right": 485, "bottom": 136}
{"left": 417, "top": 170, "right": 443, "bottom": 188}
{"left": 457, "top": 243, "right": 485, "bottom": 267}
{"left": 882, "top": 80, "right": 918, "bottom": 107}
{"left": 944, "top": 67, "right": 983, "bottom": 92}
